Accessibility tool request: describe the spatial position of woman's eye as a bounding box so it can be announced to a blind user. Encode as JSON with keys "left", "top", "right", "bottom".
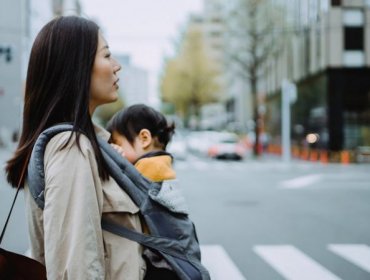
{"left": 105, "top": 53, "right": 111, "bottom": 58}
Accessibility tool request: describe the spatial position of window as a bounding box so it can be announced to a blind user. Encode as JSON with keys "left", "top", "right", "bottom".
{"left": 344, "top": 27, "right": 364, "bottom": 50}
{"left": 331, "top": 0, "right": 341, "bottom": 6}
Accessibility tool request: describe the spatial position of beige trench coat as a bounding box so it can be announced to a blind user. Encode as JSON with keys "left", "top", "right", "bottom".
{"left": 24, "top": 126, "right": 146, "bottom": 279}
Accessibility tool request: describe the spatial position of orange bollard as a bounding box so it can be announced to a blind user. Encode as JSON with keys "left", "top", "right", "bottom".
{"left": 320, "top": 150, "right": 329, "bottom": 164}
{"left": 341, "top": 150, "right": 350, "bottom": 165}
{"left": 300, "top": 148, "right": 309, "bottom": 160}
{"left": 310, "top": 150, "right": 318, "bottom": 161}
{"left": 292, "top": 147, "right": 300, "bottom": 158}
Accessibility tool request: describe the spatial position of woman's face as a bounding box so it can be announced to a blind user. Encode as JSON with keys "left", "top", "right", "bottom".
{"left": 89, "top": 32, "right": 121, "bottom": 114}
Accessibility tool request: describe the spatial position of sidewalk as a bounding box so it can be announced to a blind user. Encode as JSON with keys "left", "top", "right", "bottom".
{"left": 260, "top": 152, "right": 370, "bottom": 165}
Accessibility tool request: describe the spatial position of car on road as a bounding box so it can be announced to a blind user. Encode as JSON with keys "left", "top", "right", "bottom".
{"left": 186, "top": 130, "right": 221, "bottom": 156}
{"left": 207, "top": 132, "right": 246, "bottom": 160}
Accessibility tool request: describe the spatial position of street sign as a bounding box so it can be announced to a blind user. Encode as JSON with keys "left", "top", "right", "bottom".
{"left": 0, "top": 45, "right": 12, "bottom": 63}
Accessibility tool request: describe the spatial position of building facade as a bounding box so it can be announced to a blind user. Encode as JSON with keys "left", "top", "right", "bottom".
{"left": 0, "top": 0, "right": 80, "bottom": 146}
{"left": 264, "top": 0, "right": 370, "bottom": 151}
{"left": 0, "top": 0, "right": 26, "bottom": 145}
{"left": 115, "top": 54, "right": 150, "bottom": 106}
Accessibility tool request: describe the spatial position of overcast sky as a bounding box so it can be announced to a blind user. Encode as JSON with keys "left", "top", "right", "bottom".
{"left": 80, "top": 0, "right": 203, "bottom": 103}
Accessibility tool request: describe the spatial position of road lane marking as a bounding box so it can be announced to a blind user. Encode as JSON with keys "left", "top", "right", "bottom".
{"left": 200, "top": 245, "right": 246, "bottom": 280}
{"left": 254, "top": 245, "right": 341, "bottom": 280}
{"left": 279, "top": 174, "right": 322, "bottom": 189}
{"left": 328, "top": 244, "right": 370, "bottom": 273}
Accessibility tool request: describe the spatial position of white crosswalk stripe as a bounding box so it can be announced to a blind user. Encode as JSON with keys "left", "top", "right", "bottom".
{"left": 253, "top": 245, "right": 342, "bottom": 280}
{"left": 200, "top": 244, "right": 370, "bottom": 280}
{"left": 200, "top": 245, "right": 246, "bottom": 280}
{"left": 279, "top": 174, "right": 323, "bottom": 189}
{"left": 328, "top": 244, "right": 370, "bottom": 273}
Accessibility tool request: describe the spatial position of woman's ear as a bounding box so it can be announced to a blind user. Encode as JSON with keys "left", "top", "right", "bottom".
{"left": 138, "top": 129, "right": 153, "bottom": 149}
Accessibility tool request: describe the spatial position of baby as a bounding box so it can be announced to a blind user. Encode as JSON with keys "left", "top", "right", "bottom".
{"left": 106, "top": 103, "right": 176, "bottom": 182}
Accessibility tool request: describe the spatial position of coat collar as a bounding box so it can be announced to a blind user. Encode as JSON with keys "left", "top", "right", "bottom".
{"left": 94, "top": 123, "right": 111, "bottom": 142}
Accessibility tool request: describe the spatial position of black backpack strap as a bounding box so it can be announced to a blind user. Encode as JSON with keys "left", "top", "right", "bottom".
{"left": 101, "top": 219, "right": 206, "bottom": 280}
{"left": 101, "top": 219, "right": 186, "bottom": 260}
{"left": 0, "top": 158, "right": 29, "bottom": 244}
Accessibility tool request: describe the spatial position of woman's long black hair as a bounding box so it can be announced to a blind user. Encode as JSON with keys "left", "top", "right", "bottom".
{"left": 6, "top": 16, "right": 109, "bottom": 187}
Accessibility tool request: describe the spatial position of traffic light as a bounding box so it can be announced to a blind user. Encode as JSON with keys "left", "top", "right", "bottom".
{"left": 0, "top": 45, "right": 12, "bottom": 63}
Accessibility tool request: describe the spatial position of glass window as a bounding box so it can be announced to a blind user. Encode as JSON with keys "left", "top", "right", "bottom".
{"left": 331, "top": 0, "right": 341, "bottom": 6}
{"left": 344, "top": 27, "right": 364, "bottom": 50}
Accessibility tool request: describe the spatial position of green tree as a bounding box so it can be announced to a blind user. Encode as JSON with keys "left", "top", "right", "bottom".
{"left": 161, "top": 28, "right": 220, "bottom": 127}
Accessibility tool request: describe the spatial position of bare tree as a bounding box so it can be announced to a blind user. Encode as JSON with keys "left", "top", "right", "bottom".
{"left": 226, "top": 0, "right": 285, "bottom": 156}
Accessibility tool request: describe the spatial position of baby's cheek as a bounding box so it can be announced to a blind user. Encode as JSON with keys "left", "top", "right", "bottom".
{"left": 124, "top": 150, "right": 138, "bottom": 163}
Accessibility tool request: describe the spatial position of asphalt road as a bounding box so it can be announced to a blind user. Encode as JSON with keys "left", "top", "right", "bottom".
{"left": 175, "top": 155, "right": 370, "bottom": 280}
{"left": 1, "top": 147, "right": 369, "bottom": 279}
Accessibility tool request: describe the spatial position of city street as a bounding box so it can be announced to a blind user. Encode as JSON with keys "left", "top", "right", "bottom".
{"left": 2, "top": 1, "right": 370, "bottom": 279}
{"left": 1, "top": 147, "right": 370, "bottom": 280}
{"left": 176, "top": 155, "right": 370, "bottom": 280}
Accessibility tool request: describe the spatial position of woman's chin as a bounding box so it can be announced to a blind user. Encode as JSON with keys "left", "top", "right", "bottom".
{"left": 107, "top": 93, "right": 119, "bottom": 103}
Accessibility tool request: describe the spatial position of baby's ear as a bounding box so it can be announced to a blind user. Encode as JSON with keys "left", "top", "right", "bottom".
{"left": 138, "top": 129, "right": 153, "bottom": 149}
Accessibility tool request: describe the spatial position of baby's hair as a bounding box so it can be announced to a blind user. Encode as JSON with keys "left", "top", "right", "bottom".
{"left": 107, "top": 104, "right": 175, "bottom": 149}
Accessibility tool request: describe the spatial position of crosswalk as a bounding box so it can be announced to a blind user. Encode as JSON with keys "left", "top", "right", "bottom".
{"left": 201, "top": 245, "right": 246, "bottom": 280}
{"left": 328, "top": 244, "right": 370, "bottom": 273}
{"left": 201, "top": 244, "right": 370, "bottom": 280}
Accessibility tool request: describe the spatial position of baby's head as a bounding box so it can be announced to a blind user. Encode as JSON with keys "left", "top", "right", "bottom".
{"left": 107, "top": 104, "right": 175, "bottom": 163}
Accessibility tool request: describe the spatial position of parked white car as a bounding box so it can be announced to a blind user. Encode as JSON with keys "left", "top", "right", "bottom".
{"left": 207, "top": 132, "right": 246, "bottom": 160}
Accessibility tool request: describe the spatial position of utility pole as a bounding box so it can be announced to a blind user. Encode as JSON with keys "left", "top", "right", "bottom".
{"left": 281, "top": 79, "right": 297, "bottom": 163}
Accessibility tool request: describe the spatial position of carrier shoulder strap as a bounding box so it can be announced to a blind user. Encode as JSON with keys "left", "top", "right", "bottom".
{"left": 28, "top": 124, "right": 157, "bottom": 209}
{"left": 27, "top": 124, "right": 207, "bottom": 279}
{"left": 27, "top": 124, "right": 76, "bottom": 209}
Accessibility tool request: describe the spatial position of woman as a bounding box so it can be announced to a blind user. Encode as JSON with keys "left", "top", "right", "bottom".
{"left": 5, "top": 16, "right": 146, "bottom": 279}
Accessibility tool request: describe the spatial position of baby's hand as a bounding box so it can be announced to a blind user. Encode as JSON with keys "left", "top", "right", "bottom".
{"left": 110, "top": 143, "right": 125, "bottom": 157}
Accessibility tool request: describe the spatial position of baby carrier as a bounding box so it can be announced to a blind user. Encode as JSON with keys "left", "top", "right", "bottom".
{"left": 27, "top": 124, "right": 210, "bottom": 280}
